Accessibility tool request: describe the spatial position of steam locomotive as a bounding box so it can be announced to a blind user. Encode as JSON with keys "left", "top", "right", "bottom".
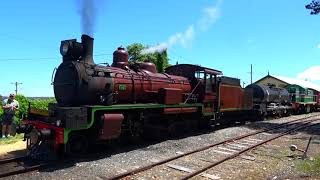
{"left": 18, "top": 34, "right": 294, "bottom": 156}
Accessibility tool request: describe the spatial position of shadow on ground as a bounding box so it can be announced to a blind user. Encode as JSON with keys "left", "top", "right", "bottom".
{"left": 3, "top": 114, "right": 320, "bottom": 175}
{"left": 37, "top": 121, "right": 249, "bottom": 173}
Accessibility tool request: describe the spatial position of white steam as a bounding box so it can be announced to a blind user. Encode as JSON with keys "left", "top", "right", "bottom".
{"left": 141, "top": 0, "right": 222, "bottom": 54}
{"left": 141, "top": 26, "right": 195, "bottom": 54}
{"left": 78, "top": 0, "right": 97, "bottom": 37}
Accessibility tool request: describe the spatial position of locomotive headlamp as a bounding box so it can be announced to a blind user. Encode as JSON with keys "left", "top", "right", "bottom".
{"left": 60, "top": 41, "right": 70, "bottom": 56}
{"left": 60, "top": 39, "right": 83, "bottom": 60}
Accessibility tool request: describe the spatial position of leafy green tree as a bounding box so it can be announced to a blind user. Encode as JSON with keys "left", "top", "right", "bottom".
{"left": 15, "top": 95, "right": 29, "bottom": 120}
{"left": 306, "top": 1, "right": 320, "bottom": 14}
{"left": 30, "top": 98, "right": 56, "bottom": 110}
{"left": 155, "top": 51, "right": 169, "bottom": 73}
{"left": 127, "top": 43, "right": 146, "bottom": 62}
{"left": 126, "top": 43, "right": 170, "bottom": 72}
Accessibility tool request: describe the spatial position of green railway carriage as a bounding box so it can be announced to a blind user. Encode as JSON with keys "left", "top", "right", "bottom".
{"left": 286, "top": 84, "right": 317, "bottom": 113}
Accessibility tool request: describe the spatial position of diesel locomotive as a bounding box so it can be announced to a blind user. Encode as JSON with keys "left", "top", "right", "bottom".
{"left": 18, "top": 34, "right": 293, "bottom": 156}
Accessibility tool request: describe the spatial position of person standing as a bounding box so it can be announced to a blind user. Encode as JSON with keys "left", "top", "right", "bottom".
{"left": 2, "top": 94, "right": 19, "bottom": 138}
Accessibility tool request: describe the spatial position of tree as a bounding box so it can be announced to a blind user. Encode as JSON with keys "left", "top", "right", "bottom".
{"left": 126, "top": 43, "right": 170, "bottom": 72}
{"left": 14, "top": 95, "right": 29, "bottom": 119}
{"left": 0, "top": 95, "right": 56, "bottom": 125}
{"left": 127, "top": 43, "right": 145, "bottom": 62}
{"left": 306, "top": 1, "right": 320, "bottom": 14}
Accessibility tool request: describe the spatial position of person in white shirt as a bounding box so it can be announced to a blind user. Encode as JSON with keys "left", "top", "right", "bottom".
{"left": 2, "top": 94, "right": 19, "bottom": 138}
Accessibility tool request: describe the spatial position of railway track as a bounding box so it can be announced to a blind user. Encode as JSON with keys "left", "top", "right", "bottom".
{"left": 106, "top": 115, "right": 320, "bottom": 180}
{"left": 0, "top": 155, "right": 51, "bottom": 178}
{"left": 0, "top": 114, "right": 318, "bottom": 179}
{"left": 0, "top": 156, "right": 27, "bottom": 165}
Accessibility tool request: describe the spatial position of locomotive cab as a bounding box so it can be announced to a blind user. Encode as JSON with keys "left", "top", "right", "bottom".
{"left": 165, "top": 64, "right": 222, "bottom": 115}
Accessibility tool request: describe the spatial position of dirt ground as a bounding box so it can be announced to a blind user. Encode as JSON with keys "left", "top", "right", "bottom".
{"left": 131, "top": 116, "right": 320, "bottom": 180}
{"left": 0, "top": 141, "right": 27, "bottom": 159}
{"left": 202, "top": 124, "right": 320, "bottom": 179}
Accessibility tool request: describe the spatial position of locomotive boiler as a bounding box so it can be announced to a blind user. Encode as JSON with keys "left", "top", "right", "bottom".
{"left": 245, "top": 84, "right": 291, "bottom": 116}
{"left": 245, "top": 84, "right": 290, "bottom": 104}
{"left": 54, "top": 35, "right": 192, "bottom": 106}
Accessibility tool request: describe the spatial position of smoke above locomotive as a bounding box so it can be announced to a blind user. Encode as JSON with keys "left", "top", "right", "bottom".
{"left": 78, "top": 0, "right": 97, "bottom": 37}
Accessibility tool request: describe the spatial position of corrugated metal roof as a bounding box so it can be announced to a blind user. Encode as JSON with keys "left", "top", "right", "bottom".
{"left": 274, "top": 76, "right": 320, "bottom": 92}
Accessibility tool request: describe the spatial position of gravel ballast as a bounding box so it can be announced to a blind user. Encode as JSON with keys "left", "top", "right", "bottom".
{"left": 4, "top": 112, "right": 320, "bottom": 180}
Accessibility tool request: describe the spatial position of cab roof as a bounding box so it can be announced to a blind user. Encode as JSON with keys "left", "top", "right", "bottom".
{"left": 165, "top": 64, "right": 222, "bottom": 78}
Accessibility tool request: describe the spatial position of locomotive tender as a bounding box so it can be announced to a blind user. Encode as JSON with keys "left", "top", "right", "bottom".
{"left": 18, "top": 34, "right": 292, "bottom": 155}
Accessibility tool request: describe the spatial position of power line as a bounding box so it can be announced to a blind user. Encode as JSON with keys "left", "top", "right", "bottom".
{"left": 0, "top": 57, "right": 58, "bottom": 61}
{"left": 0, "top": 53, "right": 113, "bottom": 62}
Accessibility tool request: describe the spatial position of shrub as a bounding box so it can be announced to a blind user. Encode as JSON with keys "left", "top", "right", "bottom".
{"left": 0, "top": 95, "right": 56, "bottom": 125}
{"left": 30, "top": 98, "right": 56, "bottom": 110}
{"left": 297, "top": 154, "right": 320, "bottom": 175}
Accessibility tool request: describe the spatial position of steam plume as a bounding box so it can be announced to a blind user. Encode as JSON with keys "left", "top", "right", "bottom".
{"left": 141, "top": 26, "right": 195, "bottom": 54}
{"left": 78, "top": 0, "right": 97, "bottom": 37}
{"left": 141, "top": 0, "right": 222, "bottom": 54}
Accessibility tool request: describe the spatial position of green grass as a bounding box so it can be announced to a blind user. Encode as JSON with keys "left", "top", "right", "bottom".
{"left": 0, "top": 133, "right": 24, "bottom": 145}
{"left": 297, "top": 154, "right": 320, "bottom": 175}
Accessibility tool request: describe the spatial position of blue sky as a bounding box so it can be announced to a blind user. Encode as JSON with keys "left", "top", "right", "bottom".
{"left": 0, "top": 0, "right": 319, "bottom": 97}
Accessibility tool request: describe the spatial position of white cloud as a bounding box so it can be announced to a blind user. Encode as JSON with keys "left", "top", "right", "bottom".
{"left": 297, "top": 66, "right": 320, "bottom": 81}
{"left": 141, "top": 0, "right": 222, "bottom": 54}
{"left": 317, "top": 44, "right": 320, "bottom": 49}
{"left": 198, "top": 0, "right": 222, "bottom": 31}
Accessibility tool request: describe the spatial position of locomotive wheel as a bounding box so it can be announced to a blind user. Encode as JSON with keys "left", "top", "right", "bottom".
{"left": 66, "top": 134, "right": 89, "bottom": 156}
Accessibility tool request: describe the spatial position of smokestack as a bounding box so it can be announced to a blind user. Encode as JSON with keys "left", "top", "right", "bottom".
{"left": 81, "top": 34, "right": 94, "bottom": 64}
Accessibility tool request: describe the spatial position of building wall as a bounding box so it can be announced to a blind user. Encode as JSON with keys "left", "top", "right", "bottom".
{"left": 256, "top": 76, "right": 288, "bottom": 88}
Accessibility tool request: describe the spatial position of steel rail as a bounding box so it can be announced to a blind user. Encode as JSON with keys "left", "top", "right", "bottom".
{"left": 0, "top": 163, "right": 47, "bottom": 178}
{"left": 106, "top": 115, "right": 319, "bottom": 180}
{"left": 0, "top": 156, "right": 28, "bottom": 165}
{"left": 181, "top": 119, "right": 320, "bottom": 179}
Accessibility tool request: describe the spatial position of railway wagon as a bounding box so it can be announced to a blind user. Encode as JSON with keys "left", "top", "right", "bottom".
{"left": 312, "top": 89, "right": 320, "bottom": 111}
{"left": 287, "top": 84, "right": 317, "bottom": 113}
{"left": 218, "top": 76, "right": 253, "bottom": 121}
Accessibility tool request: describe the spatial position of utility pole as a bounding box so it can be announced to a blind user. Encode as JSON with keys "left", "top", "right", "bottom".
{"left": 250, "top": 64, "right": 253, "bottom": 84}
{"left": 11, "top": 82, "right": 22, "bottom": 95}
